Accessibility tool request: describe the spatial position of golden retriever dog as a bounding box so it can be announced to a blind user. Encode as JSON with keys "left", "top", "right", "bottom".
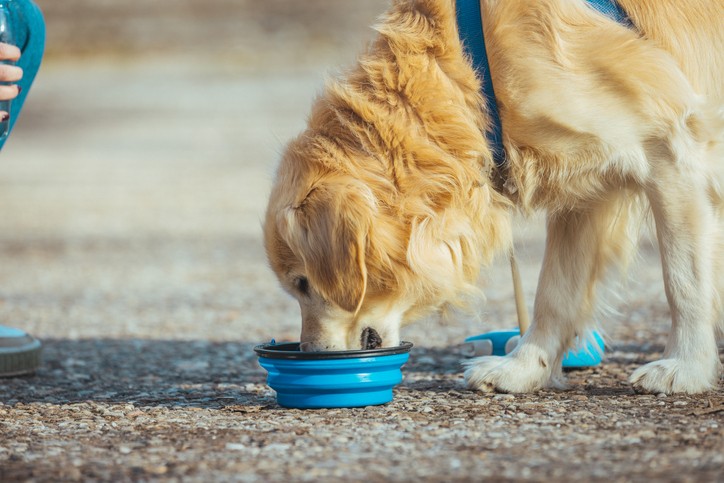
{"left": 264, "top": 0, "right": 723, "bottom": 394}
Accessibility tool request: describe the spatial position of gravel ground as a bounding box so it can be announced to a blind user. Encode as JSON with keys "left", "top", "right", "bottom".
{"left": 0, "top": 1, "right": 722, "bottom": 481}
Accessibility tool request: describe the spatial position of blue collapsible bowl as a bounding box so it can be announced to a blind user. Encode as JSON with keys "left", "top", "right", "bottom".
{"left": 254, "top": 341, "right": 413, "bottom": 409}
{"left": 465, "top": 329, "right": 605, "bottom": 367}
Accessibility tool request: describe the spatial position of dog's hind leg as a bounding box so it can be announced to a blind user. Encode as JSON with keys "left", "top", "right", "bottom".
{"left": 630, "top": 134, "right": 722, "bottom": 394}
{"left": 466, "top": 193, "right": 640, "bottom": 393}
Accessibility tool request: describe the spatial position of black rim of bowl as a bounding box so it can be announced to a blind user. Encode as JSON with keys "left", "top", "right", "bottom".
{"left": 254, "top": 341, "right": 413, "bottom": 360}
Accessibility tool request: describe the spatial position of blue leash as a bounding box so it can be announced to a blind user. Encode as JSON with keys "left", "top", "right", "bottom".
{"left": 455, "top": 0, "right": 633, "bottom": 167}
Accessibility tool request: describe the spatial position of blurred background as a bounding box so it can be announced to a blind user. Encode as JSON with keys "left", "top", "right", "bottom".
{"left": 3, "top": 0, "right": 389, "bottom": 239}
{"left": 0, "top": 0, "right": 668, "bottom": 346}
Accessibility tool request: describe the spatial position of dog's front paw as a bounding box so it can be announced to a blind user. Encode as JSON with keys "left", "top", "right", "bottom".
{"left": 464, "top": 353, "right": 562, "bottom": 393}
{"left": 630, "top": 358, "right": 720, "bottom": 394}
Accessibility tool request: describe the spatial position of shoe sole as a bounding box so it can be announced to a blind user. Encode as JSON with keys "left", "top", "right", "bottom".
{"left": 0, "top": 337, "right": 42, "bottom": 377}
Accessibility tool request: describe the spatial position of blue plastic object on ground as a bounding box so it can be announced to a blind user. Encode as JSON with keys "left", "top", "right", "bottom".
{"left": 465, "top": 330, "right": 605, "bottom": 368}
{"left": 255, "top": 342, "right": 413, "bottom": 409}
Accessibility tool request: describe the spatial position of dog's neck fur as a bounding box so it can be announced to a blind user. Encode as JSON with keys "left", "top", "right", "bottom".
{"left": 309, "top": 0, "right": 508, "bottom": 197}
{"left": 294, "top": 0, "right": 513, "bottom": 311}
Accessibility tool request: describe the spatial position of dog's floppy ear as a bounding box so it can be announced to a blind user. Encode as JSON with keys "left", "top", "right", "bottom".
{"left": 280, "top": 179, "right": 372, "bottom": 313}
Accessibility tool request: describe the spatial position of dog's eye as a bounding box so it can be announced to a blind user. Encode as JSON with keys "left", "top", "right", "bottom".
{"left": 293, "top": 276, "right": 310, "bottom": 296}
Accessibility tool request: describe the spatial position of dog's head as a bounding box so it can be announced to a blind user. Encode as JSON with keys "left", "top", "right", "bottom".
{"left": 264, "top": 132, "right": 414, "bottom": 351}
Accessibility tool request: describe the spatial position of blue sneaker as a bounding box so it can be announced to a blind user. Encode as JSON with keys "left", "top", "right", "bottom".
{"left": 463, "top": 329, "right": 605, "bottom": 367}
{"left": 0, "top": 325, "right": 41, "bottom": 377}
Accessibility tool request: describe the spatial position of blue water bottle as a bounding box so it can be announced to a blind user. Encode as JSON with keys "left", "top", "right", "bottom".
{"left": 0, "top": 0, "right": 14, "bottom": 139}
{"left": 0, "top": 0, "right": 45, "bottom": 151}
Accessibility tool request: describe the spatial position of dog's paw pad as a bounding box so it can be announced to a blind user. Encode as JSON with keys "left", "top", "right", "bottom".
{"left": 478, "top": 381, "right": 496, "bottom": 393}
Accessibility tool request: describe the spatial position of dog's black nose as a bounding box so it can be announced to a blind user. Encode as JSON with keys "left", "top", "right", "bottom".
{"left": 361, "top": 327, "right": 382, "bottom": 350}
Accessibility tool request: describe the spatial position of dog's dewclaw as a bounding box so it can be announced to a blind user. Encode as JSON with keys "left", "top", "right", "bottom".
{"left": 361, "top": 327, "right": 382, "bottom": 350}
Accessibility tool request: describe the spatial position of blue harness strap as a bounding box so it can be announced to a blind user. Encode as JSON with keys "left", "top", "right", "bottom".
{"left": 585, "top": 0, "right": 633, "bottom": 27}
{"left": 455, "top": 0, "right": 633, "bottom": 167}
{"left": 455, "top": 0, "right": 504, "bottom": 164}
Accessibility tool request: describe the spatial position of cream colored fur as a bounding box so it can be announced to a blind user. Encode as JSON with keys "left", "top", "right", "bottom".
{"left": 264, "top": 0, "right": 723, "bottom": 394}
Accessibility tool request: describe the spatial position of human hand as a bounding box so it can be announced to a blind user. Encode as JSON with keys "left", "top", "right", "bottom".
{"left": 0, "top": 42, "right": 22, "bottom": 120}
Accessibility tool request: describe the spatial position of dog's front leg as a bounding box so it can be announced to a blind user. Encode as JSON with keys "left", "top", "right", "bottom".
{"left": 630, "top": 146, "right": 721, "bottom": 394}
{"left": 466, "top": 197, "right": 636, "bottom": 392}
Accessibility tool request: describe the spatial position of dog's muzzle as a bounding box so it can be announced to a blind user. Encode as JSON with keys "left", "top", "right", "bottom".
{"left": 361, "top": 327, "right": 382, "bottom": 350}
